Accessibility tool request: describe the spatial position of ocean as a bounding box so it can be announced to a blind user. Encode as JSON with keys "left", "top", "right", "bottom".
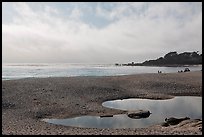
{"left": 2, "top": 63, "right": 202, "bottom": 80}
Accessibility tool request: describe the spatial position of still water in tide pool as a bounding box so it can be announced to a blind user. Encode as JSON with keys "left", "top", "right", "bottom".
{"left": 42, "top": 96, "right": 202, "bottom": 129}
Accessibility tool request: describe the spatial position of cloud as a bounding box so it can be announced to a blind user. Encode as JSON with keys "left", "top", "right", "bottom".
{"left": 69, "top": 6, "right": 83, "bottom": 20}
{"left": 2, "top": 2, "right": 202, "bottom": 63}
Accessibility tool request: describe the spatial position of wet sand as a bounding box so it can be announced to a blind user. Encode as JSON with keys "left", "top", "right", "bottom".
{"left": 2, "top": 71, "right": 202, "bottom": 135}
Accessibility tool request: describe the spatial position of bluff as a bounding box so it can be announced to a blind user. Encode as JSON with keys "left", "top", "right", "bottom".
{"left": 121, "top": 51, "right": 202, "bottom": 66}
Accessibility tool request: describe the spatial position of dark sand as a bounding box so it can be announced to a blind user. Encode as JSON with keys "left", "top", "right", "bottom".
{"left": 2, "top": 71, "right": 202, "bottom": 135}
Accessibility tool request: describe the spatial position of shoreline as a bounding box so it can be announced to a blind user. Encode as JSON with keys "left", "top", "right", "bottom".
{"left": 2, "top": 71, "right": 202, "bottom": 135}
{"left": 2, "top": 69, "right": 202, "bottom": 82}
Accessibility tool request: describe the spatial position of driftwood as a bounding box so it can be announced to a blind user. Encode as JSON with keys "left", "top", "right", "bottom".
{"left": 100, "top": 115, "right": 113, "bottom": 118}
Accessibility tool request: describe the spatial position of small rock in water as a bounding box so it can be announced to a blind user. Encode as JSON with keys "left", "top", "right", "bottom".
{"left": 127, "top": 110, "right": 151, "bottom": 119}
{"left": 165, "top": 117, "right": 190, "bottom": 125}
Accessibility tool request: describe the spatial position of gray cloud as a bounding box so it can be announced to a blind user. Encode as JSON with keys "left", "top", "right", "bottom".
{"left": 2, "top": 2, "right": 202, "bottom": 63}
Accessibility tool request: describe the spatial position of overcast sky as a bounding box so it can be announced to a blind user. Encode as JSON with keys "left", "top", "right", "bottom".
{"left": 2, "top": 2, "right": 202, "bottom": 63}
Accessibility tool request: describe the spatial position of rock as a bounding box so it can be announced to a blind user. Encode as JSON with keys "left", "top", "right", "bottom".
{"left": 165, "top": 117, "right": 190, "bottom": 125}
{"left": 2, "top": 102, "right": 15, "bottom": 109}
{"left": 161, "top": 122, "right": 170, "bottom": 127}
{"left": 35, "top": 111, "right": 50, "bottom": 119}
{"left": 199, "top": 127, "right": 202, "bottom": 131}
{"left": 127, "top": 110, "right": 151, "bottom": 119}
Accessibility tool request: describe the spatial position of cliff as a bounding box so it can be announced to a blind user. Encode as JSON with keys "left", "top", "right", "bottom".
{"left": 121, "top": 51, "right": 202, "bottom": 66}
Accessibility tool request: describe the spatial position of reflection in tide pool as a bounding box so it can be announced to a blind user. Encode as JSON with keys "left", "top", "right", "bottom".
{"left": 43, "top": 96, "right": 202, "bottom": 129}
{"left": 102, "top": 96, "right": 202, "bottom": 122}
{"left": 43, "top": 114, "right": 151, "bottom": 128}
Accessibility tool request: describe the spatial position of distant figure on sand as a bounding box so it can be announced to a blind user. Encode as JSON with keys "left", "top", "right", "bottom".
{"left": 158, "top": 70, "right": 162, "bottom": 73}
{"left": 184, "top": 68, "right": 190, "bottom": 72}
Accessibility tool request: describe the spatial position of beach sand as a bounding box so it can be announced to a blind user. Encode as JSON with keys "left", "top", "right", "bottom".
{"left": 2, "top": 71, "right": 202, "bottom": 135}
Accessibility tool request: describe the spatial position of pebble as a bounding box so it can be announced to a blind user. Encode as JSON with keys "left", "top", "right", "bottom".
{"left": 2, "top": 72, "right": 202, "bottom": 135}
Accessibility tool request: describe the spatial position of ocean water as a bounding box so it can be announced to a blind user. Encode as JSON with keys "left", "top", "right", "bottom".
{"left": 2, "top": 63, "right": 202, "bottom": 80}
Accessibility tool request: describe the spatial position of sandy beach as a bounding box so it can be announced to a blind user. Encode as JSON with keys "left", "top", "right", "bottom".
{"left": 2, "top": 71, "right": 202, "bottom": 135}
